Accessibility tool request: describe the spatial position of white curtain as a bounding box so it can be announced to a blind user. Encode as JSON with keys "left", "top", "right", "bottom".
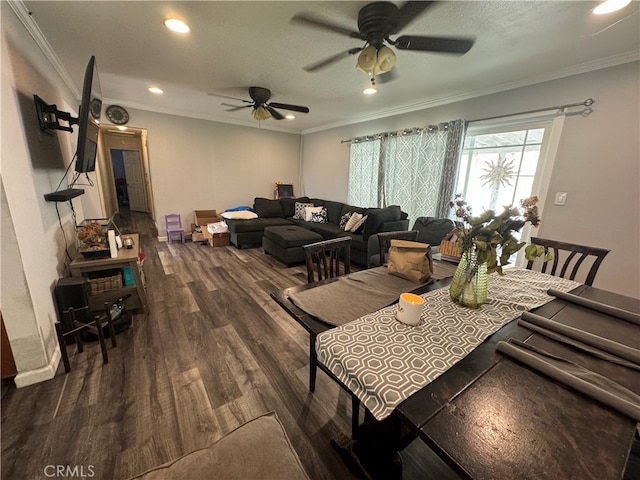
{"left": 347, "top": 138, "right": 382, "bottom": 207}
{"left": 347, "top": 120, "right": 466, "bottom": 222}
{"left": 382, "top": 129, "right": 447, "bottom": 223}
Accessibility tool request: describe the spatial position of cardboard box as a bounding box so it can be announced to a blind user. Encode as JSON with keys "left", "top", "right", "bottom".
{"left": 199, "top": 227, "right": 230, "bottom": 247}
{"left": 211, "top": 232, "right": 230, "bottom": 247}
{"left": 191, "top": 223, "right": 207, "bottom": 242}
{"left": 194, "top": 210, "right": 221, "bottom": 226}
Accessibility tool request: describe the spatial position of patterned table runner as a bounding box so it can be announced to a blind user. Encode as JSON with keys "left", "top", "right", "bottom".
{"left": 316, "top": 269, "right": 581, "bottom": 420}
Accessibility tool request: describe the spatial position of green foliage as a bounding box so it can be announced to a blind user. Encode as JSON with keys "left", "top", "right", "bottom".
{"left": 450, "top": 194, "right": 549, "bottom": 275}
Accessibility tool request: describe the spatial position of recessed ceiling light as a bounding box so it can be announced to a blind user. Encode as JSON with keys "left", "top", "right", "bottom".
{"left": 285, "top": 114, "right": 296, "bottom": 120}
{"left": 148, "top": 87, "right": 164, "bottom": 94}
{"left": 164, "top": 18, "right": 190, "bottom": 33}
{"left": 593, "top": 0, "right": 631, "bottom": 14}
{"left": 362, "top": 86, "right": 377, "bottom": 95}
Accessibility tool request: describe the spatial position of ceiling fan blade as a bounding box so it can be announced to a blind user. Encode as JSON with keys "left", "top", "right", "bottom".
{"left": 291, "top": 12, "right": 363, "bottom": 39}
{"left": 208, "top": 92, "right": 252, "bottom": 102}
{"left": 265, "top": 106, "right": 284, "bottom": 120}
{"left": 304, "top": 47, "right": 364, "bottom": 72}
{"left": 221, "top": 102, "right": 252, "bottom": 111}
{"left": 394, "top": 35, "right": 474, "bottom": 54}
{"left": 269, "top": 102, "right": 309, "bottom": 114}
{"left": 394, "top": 1, "right": 435, "bottom": 33}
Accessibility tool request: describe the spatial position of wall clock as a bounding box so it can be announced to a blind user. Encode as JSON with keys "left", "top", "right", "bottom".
{"left": 106, "top": 105, "right": 129, "bottom": 125}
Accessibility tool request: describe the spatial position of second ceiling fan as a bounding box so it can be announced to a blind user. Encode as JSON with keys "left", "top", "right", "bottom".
{"left": 208, "top": 87, "right": 309, "bottom": 121}
{"left": 292, "top": 1, "right": 474, "bottom": 76}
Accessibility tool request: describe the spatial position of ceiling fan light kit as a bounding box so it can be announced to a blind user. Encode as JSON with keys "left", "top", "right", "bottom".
{"left": 356, "top": 45, "right": 396, "bottom": 75}
{"left": 209, "top": 86, "right": 309, "bottom": 122}
{"left": 294, "top": 1, "right": 475, "bottom": 81}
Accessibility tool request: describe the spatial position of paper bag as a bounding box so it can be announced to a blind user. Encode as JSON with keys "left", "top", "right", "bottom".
{"left": 387, "top": 240, "right": 433, "bottom": 283}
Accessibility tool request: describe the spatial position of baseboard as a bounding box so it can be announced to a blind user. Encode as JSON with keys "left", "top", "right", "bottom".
{"left": 13, "top": 347, "right": 61, "bottom": 388}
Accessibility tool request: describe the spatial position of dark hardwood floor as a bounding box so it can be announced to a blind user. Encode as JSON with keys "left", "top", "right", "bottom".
{"left": 1, "top": 211, "right": 451, "bottom": 480}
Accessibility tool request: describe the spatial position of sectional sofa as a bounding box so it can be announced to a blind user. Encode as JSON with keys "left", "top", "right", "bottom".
{"left": 224, "top": 197, "right": 409, "bottom": 266}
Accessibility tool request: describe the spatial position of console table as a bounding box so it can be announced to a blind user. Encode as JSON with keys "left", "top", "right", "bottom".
{"left": 70, "top": 233, "right": 148, "bottom": 313}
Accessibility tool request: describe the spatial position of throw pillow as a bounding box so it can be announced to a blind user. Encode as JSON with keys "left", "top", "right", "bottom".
{"left": 293, "top": 202, "right": 314, "bottom": 220}
{"left": 339, "top": 212, "right": 353, "bottom": 230}
{"left": 304, "top": 206, "right": 323, "bottom": 222}
{"left": 310, "top": 207, "right": 328, "bottom": 223}
{"left": 221, "top": 211, "right": 258, "bottom": 220}
{"left": 344, "top": 212, "right": 363, "bottom": 232}
{"left": 349, "top": 214, "right": 368, "bottom": 233}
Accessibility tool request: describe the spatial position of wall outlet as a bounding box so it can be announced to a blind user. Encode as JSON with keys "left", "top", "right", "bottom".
{"left": 554, "top": 192, "right": 568, "bottom": 206}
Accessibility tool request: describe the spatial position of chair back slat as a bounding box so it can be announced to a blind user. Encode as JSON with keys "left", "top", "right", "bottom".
{"left": 525, "top": 237, "right": 610, "bottom": 286}
{"left": 303, "top": 237, "right": 351, "bottom": 283}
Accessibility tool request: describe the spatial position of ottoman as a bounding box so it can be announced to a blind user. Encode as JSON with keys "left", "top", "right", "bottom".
{"left": 263, "top": 225, "right": 323, "bottom": 266}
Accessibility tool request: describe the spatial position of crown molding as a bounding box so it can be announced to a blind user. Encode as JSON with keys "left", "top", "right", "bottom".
{"left": 301, "top": 50, "right": 639, "bottom": 135}
{"left": 8, "top": 0, "right": 80, "bottom": 98}
{"left": 100, "top": 97, "right": 302, "bottom": 135}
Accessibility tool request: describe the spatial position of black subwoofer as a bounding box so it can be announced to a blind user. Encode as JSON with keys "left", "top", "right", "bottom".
{"left": 55, "top": 277, "right": 90, "bottom": 332}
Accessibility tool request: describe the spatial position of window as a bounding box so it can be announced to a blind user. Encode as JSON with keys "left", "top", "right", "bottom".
{"left": 454, "top": 114, "right": 565, "bottom": 266}
{"left": 456, "top": 126, "right": 546, "bottom": 213}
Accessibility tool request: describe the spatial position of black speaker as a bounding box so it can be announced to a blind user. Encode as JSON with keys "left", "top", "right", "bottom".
{"left": 55, "top": 277, "right": 90, "bottom": 332}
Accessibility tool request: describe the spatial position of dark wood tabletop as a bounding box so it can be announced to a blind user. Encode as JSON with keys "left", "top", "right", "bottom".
{"left": 412, "top": 286, "right": 640, "bottom": 480}
{"left": 273, "top": 267, "right": 640, "bottom": 479}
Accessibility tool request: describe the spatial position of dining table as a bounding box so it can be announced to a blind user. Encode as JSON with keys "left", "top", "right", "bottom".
{"left": 273, "top": 264, "right": 640, "bottom": 480}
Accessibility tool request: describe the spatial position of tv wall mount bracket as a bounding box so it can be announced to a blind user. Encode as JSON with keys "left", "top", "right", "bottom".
{"left": 34, "top": 94, "right": 78, "bottom": 133}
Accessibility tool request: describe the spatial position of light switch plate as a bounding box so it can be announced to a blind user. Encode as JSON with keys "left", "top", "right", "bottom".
{"left": 554, "top": 192, "right": 568, "bottom": 206}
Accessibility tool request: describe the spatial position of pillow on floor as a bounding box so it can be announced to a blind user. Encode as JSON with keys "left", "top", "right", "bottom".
{"left": 127, "top": 412, "right": 309, "bottom": 480}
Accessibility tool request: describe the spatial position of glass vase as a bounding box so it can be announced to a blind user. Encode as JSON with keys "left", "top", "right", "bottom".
{"left": 449, "top": 251, "right": 488, "bottom": 308}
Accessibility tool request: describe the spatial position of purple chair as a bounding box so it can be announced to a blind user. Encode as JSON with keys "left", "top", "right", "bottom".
{"left": 165, "top": 214, "right": 184, "bottom": 244}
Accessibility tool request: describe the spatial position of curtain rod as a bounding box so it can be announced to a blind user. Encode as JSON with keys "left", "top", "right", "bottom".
{"left": 340, "top": 98, "right": 594, "bottom": 144}
{"left": 468, "top": 98, "right": 594, "bottom": 124}
{"left": 340, "top": 122, "right": 453, "bottom": 144}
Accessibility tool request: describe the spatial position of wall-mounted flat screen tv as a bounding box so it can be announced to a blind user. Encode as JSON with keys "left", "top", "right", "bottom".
{"left": 75, "top": 56, "right": 102, "bottom": 173}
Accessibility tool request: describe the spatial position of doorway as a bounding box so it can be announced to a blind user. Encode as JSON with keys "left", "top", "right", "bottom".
{"left": 98, "top": 126, "right": 155, "bottom": 219}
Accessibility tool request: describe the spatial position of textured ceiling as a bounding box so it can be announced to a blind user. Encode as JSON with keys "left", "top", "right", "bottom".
{"left": 18, "top": 1, "right": 640, "bottom": 133}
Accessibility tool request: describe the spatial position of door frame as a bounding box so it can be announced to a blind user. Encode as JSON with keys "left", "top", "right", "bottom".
{"left": 98, "top": 125, "right": 155, "bottom": 220}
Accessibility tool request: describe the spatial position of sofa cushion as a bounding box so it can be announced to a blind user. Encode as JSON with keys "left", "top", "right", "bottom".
{"left": 362, "top": 205, "right": 403, "bottom": 241}
{"left": 226, "top": 217, "right": 292, "bottom": 233}
{"left": 281, "top": 197, "right": 309, "bottom": 218}
{"left": 293, "top": 202, "right": 314, "bottom": 220}
{"left": 127, "top": 412, "right": 309, "bottom": 480}
{"left": 254, "top": 197, "right": 284, "bottom": 218}
{"left": 310, "top": 207, "right": 328, "bottom": 223}
{"left": 304, "top": 206, "right": 324, "bottom": 221}
{"left": 340, "top": 204, "right": 367, "bottom": 218}
{"left": 308, "top": 222, "right": 344, "bottom": 239}
{"left": 323, "top": 200, "right": 345, "bottom": 225}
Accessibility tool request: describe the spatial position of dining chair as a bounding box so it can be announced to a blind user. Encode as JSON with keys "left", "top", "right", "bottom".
{"left": 303, "top": 236, "right": 351, "bottom": 283}
{"left": 165, "top": 214, "right": 184, "bottom": 244}
{"left": 377, "top": 230, "right": 419, "bottom": 266}
{"left": 525, "top": 237, "right": 610, "bottom": 286}
{"left": 302, "top": 236, "right": 351, "bottom": 392}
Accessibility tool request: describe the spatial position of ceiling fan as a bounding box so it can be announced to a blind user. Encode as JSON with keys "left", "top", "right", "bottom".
{"left": 208, "top": 87, "right": 309, "bottom": 121}
{"left": 291, "top": 1, "right": 474, "bottom": 77}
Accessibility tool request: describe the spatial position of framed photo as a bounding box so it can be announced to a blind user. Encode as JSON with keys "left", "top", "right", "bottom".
{"left": 275, "top": 183, "right": 295, "bottom": 199}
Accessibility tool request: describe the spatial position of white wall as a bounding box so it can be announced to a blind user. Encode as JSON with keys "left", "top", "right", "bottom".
{"left": 1, "top": 4, "right": 89, "bottom": 385}
{"left": 126, "top": 108, "right": 301, "bottom": 235}
{"left": 301, "top": 62, "right": 640, "bottom": 298}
